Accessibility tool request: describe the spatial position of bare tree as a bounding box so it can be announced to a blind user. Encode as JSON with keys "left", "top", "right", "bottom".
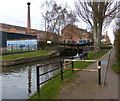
{"left": 114, "top": 1, "right": 120, "bottom": 32}
{"left": 114, "top": 1, "right": 120, "bottom": 67}
{"left": 41, "top": 0, "right": 78, "bottom": 40}
{"left": 75, "top": 0, "right": 119, "bottom": 54}
{"left": 40, "top": 0, "right": 56, "bottom": 40}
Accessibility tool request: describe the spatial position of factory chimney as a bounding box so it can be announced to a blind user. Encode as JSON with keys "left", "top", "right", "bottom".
{"left": 27, "top": 2, "right": 31, "bottom": 34}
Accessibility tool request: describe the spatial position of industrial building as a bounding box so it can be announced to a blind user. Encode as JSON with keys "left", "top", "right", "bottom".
{"left": 0, "top": 31, "right": 37, "bottom": 48}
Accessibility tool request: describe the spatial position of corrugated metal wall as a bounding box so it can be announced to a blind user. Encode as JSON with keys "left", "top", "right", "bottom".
{"left": 0, "top": 31, "right": 7, "bottom": 47}
{"left": 0, "top": 31, "right": 37, "bottom": 47}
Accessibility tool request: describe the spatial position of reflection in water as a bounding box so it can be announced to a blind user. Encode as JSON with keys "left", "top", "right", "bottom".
{"left": 28, "top": 67, "right": 32, "bottom": 96}
{"left": 44, "top": 65, "right": 50, "bottom": 81}
{"left": 2, "top": 56, "right": 66, "bottom": 99}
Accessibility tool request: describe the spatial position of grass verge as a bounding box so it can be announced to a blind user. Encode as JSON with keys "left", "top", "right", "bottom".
{"left": 1, "top": 50, "right": 53, "bottom": 60}
{"left": 88, "top": 49, "right": 109, "bottom": 60}
{"left": 30, "top": 49, "right": 109, "bottom": 100}
{"left": 112, "top": 64, "right": 120, "bottom": 74}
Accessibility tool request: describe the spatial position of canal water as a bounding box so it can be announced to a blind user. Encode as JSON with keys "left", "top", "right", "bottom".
{"left": 1, "top": 57, "right": 66, "bottom": 99}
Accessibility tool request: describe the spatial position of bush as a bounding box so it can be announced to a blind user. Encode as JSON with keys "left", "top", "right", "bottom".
{"left": 37, "top": 41, "right": 59, "bottom": 50}
{"left": 112, "top": 64, "right": 120, "bottom": 74}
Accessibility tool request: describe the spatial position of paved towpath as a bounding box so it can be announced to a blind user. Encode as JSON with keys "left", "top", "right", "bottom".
{"left": 58, "top": 48, "right": 119, "bottom": 100}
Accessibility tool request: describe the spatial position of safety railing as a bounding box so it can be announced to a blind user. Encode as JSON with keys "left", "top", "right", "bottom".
{"left": 36, "top": 58, "right": 102, "bottom": 96}
{"left": 36, "top": 60, "right": 70, "bottom": 95}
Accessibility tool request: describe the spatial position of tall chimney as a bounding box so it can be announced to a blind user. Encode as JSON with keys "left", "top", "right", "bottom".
{"left": 27, "top": 2, "right": 31, "bottom": 34}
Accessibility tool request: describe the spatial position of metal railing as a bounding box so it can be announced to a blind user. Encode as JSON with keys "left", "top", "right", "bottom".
{"left": 64, "top": 58, "right": 101, "bottom": 85}
{"left": 102, "top": 50, "right": 112, "bottom": 86}
{"left": 36, "top": 60, "right": 70, "bottom": 95}
{"left": 36, "top": 57, "right": 102, "bottom": 96}
{"left": 1, "top": 45, "right": 37, "bottom": 55}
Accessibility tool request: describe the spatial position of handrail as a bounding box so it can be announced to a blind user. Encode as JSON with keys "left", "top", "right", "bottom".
{"left": 36, "top": 60, "right": 66, "bottom": 95}
{"left": 102, "top": 50, "right": 112, "bottom": 86}
{"left": 37, "top": 60, "right": 61, "bottom": 67}
{"left": 64, "top": 59, "right": 97, "bottom": 62}
{"left": 39, "top": 73, "right": 62, "bottom": 85}
{"left": 36, "top": 56, "right": 102, "bottom": 95}
{"left": 39, "top": 66, "right": 61, "bottom": 76}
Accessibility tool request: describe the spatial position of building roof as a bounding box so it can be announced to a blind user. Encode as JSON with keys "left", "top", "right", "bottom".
{"left": 62, "top": 24, "right": 88, "bottom": 32}
{"left": 0, "top": 23, "right": 44, "bottom": 32}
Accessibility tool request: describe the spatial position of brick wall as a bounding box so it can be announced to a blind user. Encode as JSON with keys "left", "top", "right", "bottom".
{"left": 61, "top": 24, "right": 93, "bottom": 43}
{"left": 0, "top": 23, "right": 60, "bottom": 41}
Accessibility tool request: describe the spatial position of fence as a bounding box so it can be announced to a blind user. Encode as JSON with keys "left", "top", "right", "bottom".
{"left": 64, "top": 59, "right": 101, "bottom": 84}
{"left": 36, "top": 60, "right": 70, "bottom": 95}
{"left": 36, "top": 57, "right": 102, "bottom": 95}
{"left": 102, "top": 50, "right": 112, "bottom": 86}
{"left": 1, "top": 44, "right": 37, "bottom": 55}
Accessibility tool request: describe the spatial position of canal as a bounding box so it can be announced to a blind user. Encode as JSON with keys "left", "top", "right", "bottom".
{"left": 1, "top": 57, "right": 66, "bottom": 99}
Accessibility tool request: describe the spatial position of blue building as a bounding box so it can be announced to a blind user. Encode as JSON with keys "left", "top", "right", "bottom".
{"left": 0, "top": 31, "right": 37, "bottom": 48}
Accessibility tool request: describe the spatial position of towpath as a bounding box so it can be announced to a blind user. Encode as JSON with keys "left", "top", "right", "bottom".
{"left": 58, "top": 48, "right": 119, "bottom": 100}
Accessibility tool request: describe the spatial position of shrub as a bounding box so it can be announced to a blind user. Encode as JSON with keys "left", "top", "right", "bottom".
{"left": 37, "top": 41, "right": 59, "bottom": 50}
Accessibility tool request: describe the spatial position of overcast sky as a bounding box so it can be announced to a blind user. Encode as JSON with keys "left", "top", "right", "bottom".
{"left": 0, "top": 0, "right": 116, "bottom": 43}
{"left": 0, "top": 0, "right": 77, "bottom": 29}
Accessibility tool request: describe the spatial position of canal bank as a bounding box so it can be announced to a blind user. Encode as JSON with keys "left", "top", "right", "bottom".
{"left": 1, "top": 51, "right": 60, "bottom": 66}
{"left": 1, "top": 45, "right": 83, "bottom": 67}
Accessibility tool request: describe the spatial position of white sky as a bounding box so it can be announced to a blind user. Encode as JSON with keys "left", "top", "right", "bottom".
{"left": 0, "top": 0, "right": 76, "bottom": 29}
{"left": 0, "top": 0, "right": 115, "bottom": 43}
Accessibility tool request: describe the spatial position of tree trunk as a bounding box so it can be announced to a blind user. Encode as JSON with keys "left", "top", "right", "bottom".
{"left": 93, "top": 26, "right": 98, "bottom": 54}
{"left": 97, "top": 24, "right": 102, "bottom": 52}
{"left": 93, "top": 23, "right": 102, "bottom": 54}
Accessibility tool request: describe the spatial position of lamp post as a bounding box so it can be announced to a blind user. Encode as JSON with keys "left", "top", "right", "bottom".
{"left": 97, "top": 61, "right": 101, "bottom": 85}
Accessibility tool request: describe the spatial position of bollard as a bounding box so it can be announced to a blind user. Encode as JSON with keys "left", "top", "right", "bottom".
{"left": 71, "top": 57, "right": 74, "bottom": 73}
{"left": 97, "top": 61, "right": 101, "bottom": 85}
